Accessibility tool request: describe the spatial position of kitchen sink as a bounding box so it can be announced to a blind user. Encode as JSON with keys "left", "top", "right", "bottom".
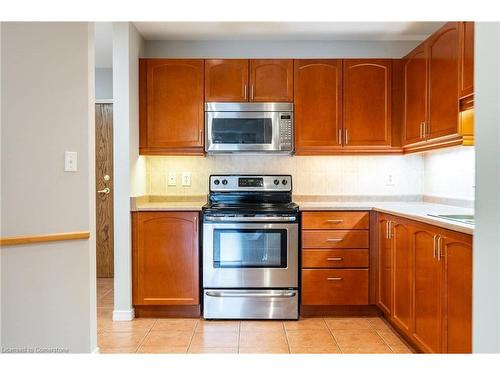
{"left": 428, "top": 214, "right": 475, "bottom": 225}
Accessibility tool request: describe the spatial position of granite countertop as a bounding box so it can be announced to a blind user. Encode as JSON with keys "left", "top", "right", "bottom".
{"left": 131, "top": 195, "right": 206, "bottom": 211}
{"left": 296, "top": 199, "right": 474, "bottom": 235}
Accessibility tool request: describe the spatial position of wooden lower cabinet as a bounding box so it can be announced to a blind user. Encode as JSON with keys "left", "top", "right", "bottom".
{"left": 376, "top": 213, "right": 472, "bottom": 353}
{"left": 132, "top": 211, "right": 200, "bottom": 311}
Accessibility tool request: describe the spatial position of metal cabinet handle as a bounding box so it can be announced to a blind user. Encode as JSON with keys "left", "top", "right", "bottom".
{"left": 326, "top": 219, "right": 344, "bottom": 223}
{"left": 244, "top": 84, "right": 248, "bottom": 100}
{"left": 338, "top": 128, "right": 343, "bottom": 145}
{"left": 345, "top": 128, "right": 349, "bottom": 145}
{"left": 389, "top": 221, "right": 394, "bottom": 239}
{"left": 327, "top": 257, "right": 343, "bottom": 261}
{"left": 437, "top": 236, "right": 442, "bottom": 261}
{"left": 386, "top": 221, "right": 390, "bottom": 239}
{"left": 326, "top": 238, "right": 343, "bottom": 242}
{"left": 251, "top": 84, "right": 254, "bottom": 100}
{"left": 424, "top": 122, "right": 429, "bottom": 138}
{"left": 97, "top": 187, "right": 110, "bottom": 194}
{"left": 327, "top": 277, "right": 343, "bottom": 281}
{"left": 433, "top": 234, "right": 438, "bottom": 259}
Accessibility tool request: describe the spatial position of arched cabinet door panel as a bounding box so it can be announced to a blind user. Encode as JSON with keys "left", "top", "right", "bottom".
{"left": 250, "top": 59, "right": 293, "bottom": 102}
{"left": 205, "top": 59, "right": 248, "bottom": 102}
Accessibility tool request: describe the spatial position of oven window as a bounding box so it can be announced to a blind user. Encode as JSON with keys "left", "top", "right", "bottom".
{"left": 211, "top": 118, "right": 273, "bottom": 144}
{"left": 213, "top": 229, "right": 287, "bottom": 268}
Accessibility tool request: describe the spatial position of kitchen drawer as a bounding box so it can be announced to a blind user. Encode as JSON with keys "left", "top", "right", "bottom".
{"left": 302, "top": 230, "right": 369, "bottom": 249}
{"left": 302, "top": 249, "right": 369, "bottom": 268}
{"left": 302, "top": 211, "right": 369, "bottom": 230}
{"left": 301, "top": 269, "right": 369, "bottom": 305}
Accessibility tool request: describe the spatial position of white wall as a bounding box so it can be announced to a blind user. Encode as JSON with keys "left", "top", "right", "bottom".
{"left": 146, "top": 155, "right": 424, "bottom": 198}
{"left": 95, "top": 67, "right": 113, "bottom": 100}
{"left": 1, "top": 22, "right": 96, "bottom": 353}
{"left": 473, "top": 22, "right": 500, "bottom": 353}
{"left": 144, "top": 40, "right": 420, "bottom": 58}
{"left": 423, "top": 146, "right": 475, "bottom": 202}
{"left": 112, "top": 22, "right": 145, "bottom": 320}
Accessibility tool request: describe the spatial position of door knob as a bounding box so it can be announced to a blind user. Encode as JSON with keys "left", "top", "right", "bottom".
{"left": 97, "top": 187, "right": 110, "bottom": 194}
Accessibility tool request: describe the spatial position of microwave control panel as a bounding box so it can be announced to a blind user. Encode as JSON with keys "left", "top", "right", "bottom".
{"left": 279, "top": 113, "right": 293, "bottom": 151}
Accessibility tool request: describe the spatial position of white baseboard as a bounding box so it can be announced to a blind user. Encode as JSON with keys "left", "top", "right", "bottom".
{"left": 113, "top": 308, "right": 135, "bottom": 321}
{"left": 92, "top": 347, "right": 100, "bottom": 354}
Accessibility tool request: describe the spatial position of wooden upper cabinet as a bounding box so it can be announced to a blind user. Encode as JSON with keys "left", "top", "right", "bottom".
{"left": 442, "top": 234, "right": 472, "bottom": 353}
{"left": 294, "top": 59, "right": 342, "bottom": 153}
{"left": 249, "top": 59, "right": 293, "bottom": 102}
{"left": 427, "top": 22, "right": 460, "bottom": 140}
{"left": 403, "top": 43, "right": 428, "bottom": 146}
{"left": 205, "top": 59, "right": 248, "bottom": 102}
{"left": 139, "top": 59, "right": 204, "bottom": 155}
{"left": 392, "top": 220, "right": 412, "bottom": 337}
{"left": 377, "top": 216, "right": 393, "bottom": 316}
{"left": 458, "top": 22, "right": 474, "bottom": 98}
{"left": 412, "top": 227, "right": 443, "bottom": 353}
{"left": 132, "top": 212, "right": 199, "bottom": 306}
{"left": 343, "top": 59, "right": 392, "bottom": 147}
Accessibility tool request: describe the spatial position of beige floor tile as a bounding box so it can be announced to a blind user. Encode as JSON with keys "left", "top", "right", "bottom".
{"left": 286, "top": 329, "right": 337, "bottom": 349}
{"left": 239, "top": 330, "right": 288, "bottom": 348}
{"left": 99, "top": 318, "right": 156, "bottom": 333}
{"left": 97, "top": 308, "right": 113, "bottom": 320}
{"left": 376, "top": 329, "right": 407, "bottom": 346}
{"left": 240, "top": 321, "right": 284, "bottom": 332}
{"left": 137, "top": 345, "right": 188, "bottom": 354}
{"left": 141, "top": 331, "right": 193, "bottom": 348}
{"left": 100, "top": 346, "right": 138, "bottom": 354}
{"left": 284, "top": 318, "right": 327, "bottom": 331}
{"left": 332, "top": 329, "right": 386, "bottom": 348}
{"left": 366, "top": 317, "right": 392, "bottom": 331}
{"left": 98, "top": 292, "right": 114, "bottom": 309}
{"left": 390, "top": 344, "right": 415, "bottom": 354}
{"left": 188, "top": 347, "right": 239, "bottom": 354}
{"left": 325, "top": 317, "right": 373, "bottom": 330}
{"left": 190, "top": 331, "right": 239, "bottom": 348}
{"left": 152, "top": 319, "right": 199, "bottom": 332}
{"left": 196, "top": 320, "right": 240, "bottom": 333}
{"left": 340, "top": 344, "right": 393, "bottom": 354}
{"left": 98, "top": 331, "right": 146, "bottom": 350}
{"left": 290, "top": 345, "right": 341, "bottom": 354}
{"left": 239, "top": 345, "right": 290, "bottom": 354}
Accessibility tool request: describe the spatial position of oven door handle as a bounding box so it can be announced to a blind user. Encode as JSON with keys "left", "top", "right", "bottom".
{"left": 204, "top": 216, "right": 296, "bottom": 222}
{"left": 205, "top": 291, "right": 297, "bottom": 298}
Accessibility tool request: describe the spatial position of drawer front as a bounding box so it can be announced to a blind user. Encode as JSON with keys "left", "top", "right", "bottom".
{"left": 301, "top": 269, "right": 369, "bottom": 305}
{"left": 302, "top": 249, "right": 369, "bottom": 268}
{"left": 302, "top": 230, "right": 369, "bottom": 249}
{"left": 302, "top": 211, "right": 369, "bottom": 230}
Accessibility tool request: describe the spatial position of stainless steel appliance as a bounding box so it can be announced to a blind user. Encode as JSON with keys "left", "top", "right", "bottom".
{"left": 205, "top": 103, "right": 293, "bottom": 154}
{"left": 202, "top": 175, "right": 299, "bottom": 319}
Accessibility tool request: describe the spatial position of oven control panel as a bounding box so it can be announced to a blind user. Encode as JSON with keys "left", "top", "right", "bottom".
{"left": 279, "top": 113, "right": 293, "bottom": 151}
{"left": 210, "top": 175, "right": 292, "bottom": 192}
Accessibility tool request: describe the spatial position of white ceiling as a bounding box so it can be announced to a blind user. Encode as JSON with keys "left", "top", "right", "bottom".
{"left": 133, "top": 22, "right": 445, "bottom": 41}
{"left": 95, "top": 22, "right": 113, "bottom": 68}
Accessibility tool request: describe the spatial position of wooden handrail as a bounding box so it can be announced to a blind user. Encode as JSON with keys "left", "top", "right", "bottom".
{"left": 0, "top": 231, "right": 90, "bottom": 246}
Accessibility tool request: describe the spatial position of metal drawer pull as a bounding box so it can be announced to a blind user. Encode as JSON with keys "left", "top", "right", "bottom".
{"left": 205, "top": 291, "right": 296, "bottom": 298}
{"left": 326, "top": 219, "right": 344, "bottom": 223}
{"left": 327, "top": 257, "right": 343, "bottom": 261}
{"left": 327, "top": 277, "right": 343, "bottom": 281}
{"left": 326, "top": 238, "right": 343, "bottom": 242}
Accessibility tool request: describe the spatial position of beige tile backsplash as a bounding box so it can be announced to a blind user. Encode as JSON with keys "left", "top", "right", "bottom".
{"left": 145, "top": 154, "right": 425, "bottom": 197}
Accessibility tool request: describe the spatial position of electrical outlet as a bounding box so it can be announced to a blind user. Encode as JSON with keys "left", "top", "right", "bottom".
{"left": 181, "top": 172, "right": 191, "bottom": 186}
{"left": 167, "top": 172, "right": 176, "bottom": 186}
{"left": 386, "top": 174, "right": 396, "bottom": 186}
{"left": 64, "top": 151, "right": 78, "bottom": 172}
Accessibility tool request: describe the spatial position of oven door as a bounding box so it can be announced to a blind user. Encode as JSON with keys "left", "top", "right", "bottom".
{"left": 205, "top": 111, "right": 283, "bottom": 153}
{"left": 203, "top": 222, "right": 298, "bottom": 288}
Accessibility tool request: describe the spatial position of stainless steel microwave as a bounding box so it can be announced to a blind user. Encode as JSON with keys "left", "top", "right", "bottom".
{"left": 205, "top": 102, "right": 293, "bottom": 154}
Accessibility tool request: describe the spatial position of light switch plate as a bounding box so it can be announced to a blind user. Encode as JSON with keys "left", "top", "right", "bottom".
{"left": 181, "top": 172, "right": 191, "bottom": 186}
{"left": 64, "top": 151, "right": 78, "bottom": 172}
{"left": 386, "top": 174, "right": 396, "bottom": 186}
{"left": 168, "top": 172, "right": 176, "bottom": 186}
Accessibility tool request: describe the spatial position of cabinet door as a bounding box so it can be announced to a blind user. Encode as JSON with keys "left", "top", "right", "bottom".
{"left": 458, "top": 22, "right": 474, "bottom": 98}
{"left": 343, "top": 59, "right": 392, "bottom": 147}
{"left": 403, "top": 43, "right": 428, "bottom": 145}
{"left": 442, "top": 235, "right": 472, "bottom": 353}
{"left": 294, "top": 59, "right": 342, "bottom": 153}
{"left": 392, "top": 221, "right": 413, "bottom": 336}
{"left": 377, "top": 216, "right": 392, "bottom": 315}
{"left": 412, "top": 228, "right": 442, "bottom": 353}
{"left": 427, "top": 22, "right": 459, "bottom": 140}
{"left": 133, "top": 212, "right": 199, "bottom": 306}
{"left": 205, "top": 59, "right": 248, "bottom": 102}
{"left": 250, "top": 59, "right": 293, "bottom": 102}
{"left": 141, "top": 59, "right": 204, "bottom": 153}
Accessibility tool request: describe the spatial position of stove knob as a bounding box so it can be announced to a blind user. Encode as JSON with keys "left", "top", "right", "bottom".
{"left": 222, "top": 179, "right": 228, "bottom": 185}
{"left": 213, "top": 179, "right": 220, "bottom": 185}
{"left": 273, "top": 179, "right": 280, "bottom": 185}
{"left": 282, "top": 179, "right": 288, "bottom": 185}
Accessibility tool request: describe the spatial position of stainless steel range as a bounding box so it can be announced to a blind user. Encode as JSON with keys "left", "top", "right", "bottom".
{"left": 202, "top": 175, "right": 299, "bottom": 320}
